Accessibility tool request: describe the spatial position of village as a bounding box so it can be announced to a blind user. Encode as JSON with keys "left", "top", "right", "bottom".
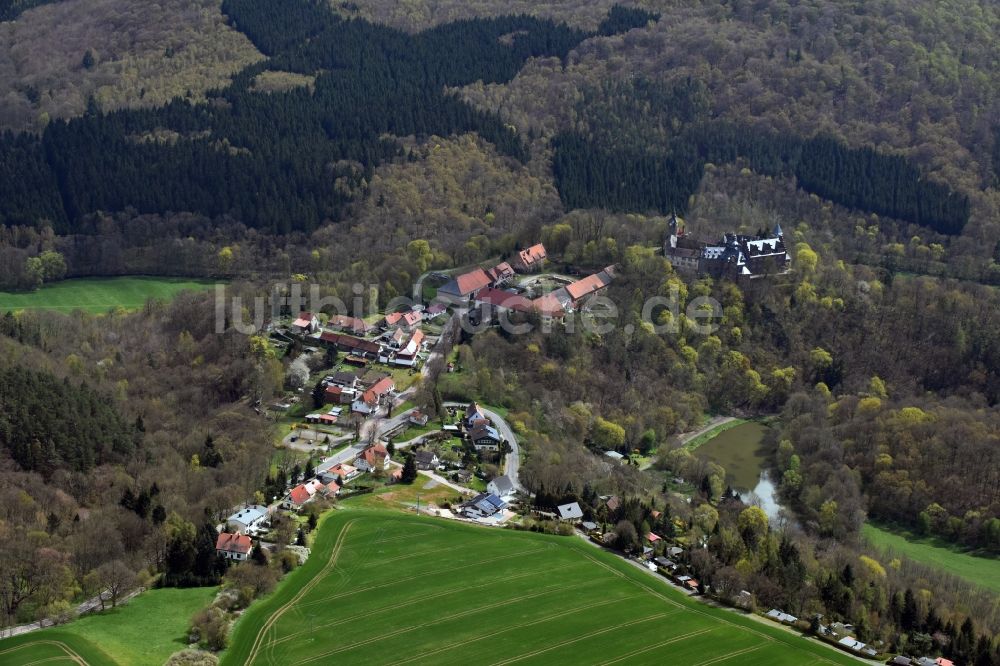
{"left": 206, "top": 234, "right": 953, "bottom": 666}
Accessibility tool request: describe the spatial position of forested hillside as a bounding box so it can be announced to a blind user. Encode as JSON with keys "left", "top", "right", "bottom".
{"left": 0, "top": 0, "right": 262, "bottom": 132}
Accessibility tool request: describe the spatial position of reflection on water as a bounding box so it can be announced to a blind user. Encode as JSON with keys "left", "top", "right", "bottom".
{"left": 740, "top": 470, "right": 784, "bottom": 523}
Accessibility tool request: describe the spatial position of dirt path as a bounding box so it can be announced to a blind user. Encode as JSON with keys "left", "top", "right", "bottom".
{"left": 678, "top": 415, "right": 738, "bottom": 447}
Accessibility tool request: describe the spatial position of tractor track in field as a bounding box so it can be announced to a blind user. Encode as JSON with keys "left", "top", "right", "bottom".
{"left": 596, "top": 628, "right": 715, "bottom": 665}
{"left": 245, "top": 519, "right": 355, "bottom": 665}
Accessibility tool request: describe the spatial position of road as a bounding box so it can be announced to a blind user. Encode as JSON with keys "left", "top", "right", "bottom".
{"left": 444, "top": 401, "right": 524, "bottom": 493}
{"left": 2, "top": 588, "right": 143, "bottom": 638}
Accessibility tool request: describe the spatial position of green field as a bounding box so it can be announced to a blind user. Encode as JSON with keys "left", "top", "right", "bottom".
{"left": 0, "top": 276, "right": 216, "bottom": 313}
{"left": 863, "top": 523, "right": 1000, "bottom": 595}
{"left": 0, "top": 587, "right": 216, "bottom": 666}
{"left": 223, "top": 507, "right": 860, "bottom": 666}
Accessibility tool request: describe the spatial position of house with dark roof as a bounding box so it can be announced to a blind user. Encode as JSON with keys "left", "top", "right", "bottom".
{"left": 464, "top": 402, "right": 488, "bottom": 428}
{"left": 487, "top": 474, "right": 515, "bottom": 499}
{"left": 469, "top": 424, "right": 501, "bottom": 451}
{"left": 437, "top": 268, "right": 493, "bottom": 305}
{"left": 413, "top": 449, "right": 439, "bottom": 470}
{"left": 461, "top": 492, "right": 507, "bottom": 519}
{"left": 320, "top": 332, "right": 382, "bottom": 358}
{"left": 514, "top": 244, "right": 547, "bottom": 272}
{"left": 216, "top": 532, "right": 253, "bottom": 561}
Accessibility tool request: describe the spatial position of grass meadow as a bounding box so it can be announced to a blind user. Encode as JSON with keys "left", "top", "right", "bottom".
{"left": 0, "top": 276, "right": 216, "bottom": 313}
{"left": 222, "top": 507, "right": 861, "bottom": 666}
{"left": 863, "top": 522, "right": 1000, "bottom": 595}
{"left": 0, "top": 587, "right": 215, "bottom": 666}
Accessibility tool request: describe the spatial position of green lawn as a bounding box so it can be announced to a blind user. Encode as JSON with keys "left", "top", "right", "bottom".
{"left": 0, "top": 587, "right": 215, "bottom": 666}
{"left": 863, "top": 523, "right": 1000, "bottom": 595}
{"left": 223, "top": 505, "right": 861, "bottom": 666}
{"left": 0, "top": 276, "right": 216, "bottom": 313}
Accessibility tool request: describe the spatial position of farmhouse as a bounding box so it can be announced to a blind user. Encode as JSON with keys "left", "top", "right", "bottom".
{"left": 487, "top": 474, "right": 515, "bottom": 499}
{"left": 564, "top": 266, "right": 615, "bottom": 306}
{"left": 216, "top": 532, "right": 253, "bottom": 561}
{"left": 320, "top": 332, "right": 382, "bottom": 358}
{"left": 413, "top": 449, "right": 439, "bottom": 470}
{"left": 514, "top": 243, "right": 547, "bottom": 272}
{"left": 292, "top": 311, "right": 320, "bottom": 333}
{"left": 437, "top": 268, "right": 493, "bottom": 306}
{"left": 226, "top": 505, "right": 269, "bottom": 534}
{"left": 469, "top": 424, "right": 501, "bottom": 451}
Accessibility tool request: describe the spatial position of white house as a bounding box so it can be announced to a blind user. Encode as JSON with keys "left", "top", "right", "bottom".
{"left": 226, "top": 505, "right": 269, "bottom": 534}
{"left": 487, "top": 475, "right": 516, "bottom": 499}
{"left": 292, "top": 311, "right": 320, "bottom": 334}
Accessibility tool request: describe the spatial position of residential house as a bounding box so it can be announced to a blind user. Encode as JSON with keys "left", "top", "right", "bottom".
{"left": 355, "top": 443, "right": 391, "bottom": 471}
{"left": 888, "top": 657, "right": 912, "bottom": 666}
{"left": 292, "top": 312, "right": 320, "bottom": 334}
{"left": 352, "top": 376, "right": 395, "bottom": 415}
{"left": 321, "top": 481, "right": 341, "bottom": 497}
{"left": 604, "top": 451, "right": 624, "bottom": 463}
{"left": 437, "top": 268, "right": 493, "bottom": 306}
{"left": 461, "top": 492, "right": 507, "bottom": 519}
{"left": 513, "top": 244, "right": 547, "bottom": 273}
{"left": 557, "top": 502, "right": 584, "bottom": 521}
{"left": 487, "top": 474, "right": 516, "bottom": 499}
{"left": 226, "top": 505, "right": 269, "bottom": 534}
{"left": 935, "top": 659, "right": 955, "bottom": 666}
{"left": 287, "top": 484, "right": 312, "bottom": 508}
{"left": 383, "top": 310, "right": 422, "bottom": 330}
{"left": 328, "top": 315, "right": 372, "bottom": 336}
{"left": 324, "top": 384, "right": 357, "bottom": 405}
{"left": 469, "top": 424, "right": 501, "bottom": 451}
{"left": 413, "top": 450, "right": 439, "bottom": 470}
{"left": 464, "top": 402, "right": 488, "bottom": 428}
{"left": 327, "top": 463, "right": 359, "bottom": 483}
{"left": 474, "top": 288, "right": 535, "bottom": 319}
{"left": 453, "top": 469, "right": 473, "bottom": 484}
{"left": 408, "top": 410, "right": 429, "bottom": 426}
{"left": 485, "top": 261, "right": 516, "bottom": 286}
{"left": 393, "top": 329, "right": 425, "bottom": 366}
{"left": 216, "top": 533, "right": 253, "bottom": 561}
{"left": 646, "top": 532, "right": 662, "bottom": 544}
{"left": 327, "top": 371, "right": 359, "bottom": 388}
{"left": 604, "top": 495, "right": 621, "bottom": 512}
{"left": 424, "top": 303, "right": 447, "bottom": 320}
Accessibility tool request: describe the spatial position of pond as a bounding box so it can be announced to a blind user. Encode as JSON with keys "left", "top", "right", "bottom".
{"left": 694, "top": 421, "right": 786, "bottom": 522}
{"left": 694, "top": 422, "right": 774, "bottom": 491}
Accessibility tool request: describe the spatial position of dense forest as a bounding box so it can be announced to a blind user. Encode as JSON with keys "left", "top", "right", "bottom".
{"left": 552, "top": 121, "right": 970, "bottom": 235}
{"left": 0, "top": 0, "right": 56, "bottom": 21}
{"left": 0, "top": 364, "right": 134, "bottom": 474}
{"left": 0, "top": 1, "right": 651, "bottom": 235}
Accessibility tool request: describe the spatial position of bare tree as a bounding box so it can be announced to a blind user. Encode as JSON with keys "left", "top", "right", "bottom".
{"left": 95, "top": 560, "right": 137, "bottom": 609}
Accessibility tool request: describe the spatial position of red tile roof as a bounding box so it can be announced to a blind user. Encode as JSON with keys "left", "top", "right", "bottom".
{"left": 329, "top": 315, "right": 370, "bottom": 335}
{"left": 289, "top": 484, "right": 311, "bottom": 505}
{"left": 532, "top": 293, "right": 565, "bottom": 317}
{"left": 400, "top": 329, "right": 425, "bottom": 357}
{"left": 320, "top": 332, "right": 381, "bottom": 355}
{"left": 454, "top": 268, "right": 492, "bottom": 296}
{"left": 216, "top": 532, "right": 252, "bottom": 554}
{"left": 362, "top": 377, "right": 395, "bottom": 405}
{"left": 517, "top": 244, "right": 547, "bottom": 268}
{"left": 565, "top": 270, "right": 613, "bottom": 301}
{"left": 486, "top": 262, "right": 515, "bottom": 283}
{"left": 476, "top": 288, "right": 534, "bottom": 313}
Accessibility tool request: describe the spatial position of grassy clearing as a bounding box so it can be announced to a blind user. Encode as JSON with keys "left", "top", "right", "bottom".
{"left": 0, "top": 586, "right": 215, "bottom": 666}
{"left": 683, "top": 417, "right": 748, "bottom": 451}
{"left": 223, "top": 504, "right": 860, "bottom": 666}
{"left": 0, "top": 276, "right": 216, "bottom": 313}
{"left": 863, "top": 523, "right": 1000, "bottom": 595}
